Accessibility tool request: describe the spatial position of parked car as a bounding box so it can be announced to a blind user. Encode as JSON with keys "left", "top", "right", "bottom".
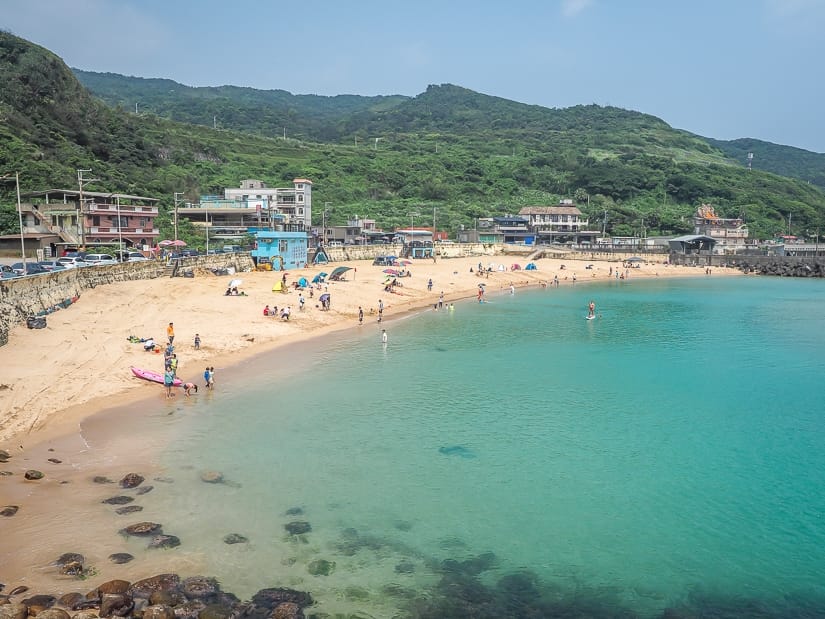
{"left": 372, "top": 256, "right": 397, "bottom": 266}
{"left": 84, "top": 253, "right": 118, "bottom": 266}
{"left": 222, "top": 245, "right": 244, "bottom": 253}
{"left": 11, "top": 262, "right": 49, "bottom": 275}
{"left": 114, "top": 250, "right": 149, "bottom": 262}
{"left": 38, "top": 260, "right": 67, "bottom": 272}
{"left": 56, "top": 256, "right": 88, "bottom": 268}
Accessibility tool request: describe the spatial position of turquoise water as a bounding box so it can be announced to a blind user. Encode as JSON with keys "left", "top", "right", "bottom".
{"left": 144, "top": 277, "right": 825, "bottom": 617}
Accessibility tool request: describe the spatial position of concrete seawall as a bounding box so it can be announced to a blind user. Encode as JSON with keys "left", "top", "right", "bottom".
{"left": 0, "top": 255, "right": 254, "bottom": 347}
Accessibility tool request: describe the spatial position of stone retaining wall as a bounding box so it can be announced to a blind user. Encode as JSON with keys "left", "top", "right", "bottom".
{"left": 322, "top": 243, "right": 505, "bottom": 262}
{"left": 0, "top": 254, "right": 255, "bottom": 347}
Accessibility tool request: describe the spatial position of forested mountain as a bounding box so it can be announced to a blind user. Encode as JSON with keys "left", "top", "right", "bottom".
{"left": 1, "top": 31, "right": 824, "bottom": 245}
{"left": 706, "top": 137, "right": 825, "bottom": 190}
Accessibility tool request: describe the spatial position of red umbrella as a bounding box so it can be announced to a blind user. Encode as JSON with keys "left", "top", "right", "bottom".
{"left": 171, "top": 240, "right": 187, "bottom": 247}
{"left": 158, "top": 240, "right": 174, "bottom": 246}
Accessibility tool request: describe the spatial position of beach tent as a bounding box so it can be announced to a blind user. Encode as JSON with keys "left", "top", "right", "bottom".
{"left": 313, "top": 248, "right": 330, "bottom": 265}
{"left": 312, "top": 271, "right": 328, "bottom": 284}
{"left": 297, "top": 277, "right": 309, "bottom": 288}
{"left": 525, "top": 262, "right": 537, "bottom": 270}
{"left": 511, "top": 263, "right": 521, "bottom": 270}
{"left": 272, "top": 280, "right": 284, "bottom": 292}
{"left": 329, "top": 266, "right": 352, "bottom": 281}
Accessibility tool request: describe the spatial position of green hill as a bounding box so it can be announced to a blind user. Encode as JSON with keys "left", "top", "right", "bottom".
{"left": 706, "top": 137, "right": 825, "bottom": 189}
{"left": 1, "top": 31, "right": 824, "bottom": 245}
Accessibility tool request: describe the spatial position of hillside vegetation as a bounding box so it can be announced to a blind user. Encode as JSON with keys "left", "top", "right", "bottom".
{"left": 1, "top": 31, "right": 823, "bottom": 245}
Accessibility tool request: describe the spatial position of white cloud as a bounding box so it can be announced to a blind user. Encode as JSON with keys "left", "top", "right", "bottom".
{"left": 561, "top": 0, "right": 593, "bottom": 18}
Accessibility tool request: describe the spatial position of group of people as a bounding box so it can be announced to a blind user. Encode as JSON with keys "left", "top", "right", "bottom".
{"left": 263, "top": 305, "right": 292, "bottom": 320}
{"left": 162, "top": 322, "right": 200, "bottom": 398}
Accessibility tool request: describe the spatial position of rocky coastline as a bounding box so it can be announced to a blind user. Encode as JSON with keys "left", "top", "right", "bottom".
{"left": 738, "top": 257, "right": 825, "bottom": 277}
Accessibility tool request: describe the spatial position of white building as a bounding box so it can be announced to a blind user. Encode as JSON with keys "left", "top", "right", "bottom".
{"left": 224, "top": 179, "right": 312, "bottom": 229}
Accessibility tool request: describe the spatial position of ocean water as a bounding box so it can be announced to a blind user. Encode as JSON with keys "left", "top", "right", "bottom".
{"left": 134, "top": 276, "right": 825, "bottom": 617}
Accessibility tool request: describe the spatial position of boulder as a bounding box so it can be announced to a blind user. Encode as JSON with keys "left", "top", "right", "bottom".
{"left": 250, "top": 589, "right": 312, "bottom": 610}
{"left": 99, "top": 593, "right": 134, "bottom": 618}
{"left": 92, "top": 476, "right": 113, "bottom": 484}
{"left": 0, "top": 450, "right": 10, "bottom": 463}
{"left": 128, "top": 575, "right": 181, "bottom": 600}
{"left": 142, "top": 605, "right": 176, "bottom": 619}
{"left": 270, "top": 603, "right": 302, "bottom": 619}
{"left": 24, "top": 470, "right": 44, "bottom": 481}
{"left": 196, "top": 605, "right": 234, "bottom": 619}
{"left": 96, "top": 581, "right": 131, "bottom": 596}
{"left": 108, "top": 553, "right": 134, "bottom": 565}
{"left": 21, "top": 595, "right": 55, "bottom": 614}
{"left": 169, "top": 599, "right": 205, "bottom": 619}
{"left": 0, "top": 603, "right": 27, "bottom": 619}
{"left": 222, "top": 534, "right": 247, "bottom": 545}
{"left": 0, "top": 506, "right": 18, "bottom": 517}
{"left": 180, "top": 577, "right": 219, "bottom": 600}
{"left": 33, "top": 610, "right": 70, "bottom": 619}
{"left": 136, "top": 485, "right": 154, "bottom": 496}
{"left": 148, "top": 591, "right": 186, "bottom": 607}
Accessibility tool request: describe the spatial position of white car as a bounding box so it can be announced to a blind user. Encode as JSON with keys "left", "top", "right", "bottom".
{"left": 84, "top": 253, "right": 118, "bottom": 266}
{"left": 56, "top": 256, "right": 88, "bottom": 268}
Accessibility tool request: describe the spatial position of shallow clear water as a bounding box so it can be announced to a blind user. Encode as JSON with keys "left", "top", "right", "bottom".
{"left": 141, "top": 277, "right": 825, "bottom": 616}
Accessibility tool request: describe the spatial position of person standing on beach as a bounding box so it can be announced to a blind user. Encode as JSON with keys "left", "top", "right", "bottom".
{"left": 438, "top": 292, "right": 444, "bottom": 309}
{"left": 378, "top": 299, "right": 384, "bottom": 322}
{"left": 358, "top": 306, "right": 364, "bottom": 324}
{"left": 509, "top": 283, "right": 515, "bottom": 295}
{"left": 208, "top": 367, "right": 215, "bottom": 389}
{"left": 381, "top": 329, "right": 388, "bottom": 344}
{"left": 164, "top": 369, "right": 175, "bottom": 398}
{"left": 194, "top": 333, "right": 201, "bottom": 350}
{"left": 167, "top": 322, "right": 175, "bottom": 344}
{"left": 427, "top": 278, "right": 433, "bottom": 291}
{"left": 204, "top": 366, "right": 211, "bottom": 389}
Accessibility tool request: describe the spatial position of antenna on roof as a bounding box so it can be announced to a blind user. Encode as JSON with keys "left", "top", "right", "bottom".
{"left": 747, "top": 152, "right": 753, "bottom": 171}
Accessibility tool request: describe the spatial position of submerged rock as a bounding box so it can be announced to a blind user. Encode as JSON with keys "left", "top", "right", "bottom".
{"left": 33, "top": 609, "right": 69, "bottom": 619}
{"left": 96, "top": 580, "right": 131, "bottom": 595}
{"left": 223, "top": 533, "right": 248, "bottom": 545}
{"left": 307, "top": 559, "right": 335, "bottom": 576}
{"left": 119, "top": 473, "right": 144, "bottom": 489}
{"left": 92, "top": 476, "right": 114, "bottom": 484}
{"left": 141, "top": 605, "right": 175, "bottom": 619}
{"left": 250, "top": 588, "right": 313, "bottom": 610}
{"left": 46, "top": 458, "right": 62, "bottom": 464}
{"left": 108, "top": 553, "right": 134, "bottom": 565}
{"left": 115, "top": 505, "right": 143, "bottom": 515}
{"left": 121, "top": 522, "right": 162, "bottom": 537}
{"left": 53, "top": 553, "right": 84, "bottom": 567}
{"left": 284, "top": 521, "right": 311, "bottom": 536}
{"left": 102, "top": 496, "right": 134, "bottom": 505}
{"left": 200, "top": 471, "right": 224, "bottom": 484}
{"left": 99, "top": 593, "right": 134, "bottom": 618}
{"left": 24, "top": 470, "right": 44, "bottom": 480}
{"left": 181, "top": 576, "right": 220, "bottom": 600}
{"left": 0, "top": 506, "right": 18, "bottom": 517}
{"left": 284, "top": 507, "right": 304, "bottom": 516}
{"left": 147, "top": 535, "right": 180, "bottom": 550}
{"left": 135, "top": 485, "right": 154, "bottom": 496}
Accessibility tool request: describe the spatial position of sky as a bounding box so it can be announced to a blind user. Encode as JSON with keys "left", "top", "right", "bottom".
{"left": 4, "top": 0, "right": 825, "bottom": 153}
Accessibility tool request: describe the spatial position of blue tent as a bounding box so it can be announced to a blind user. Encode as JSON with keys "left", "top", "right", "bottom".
{"left": 297, "top": 277, "right": 309, "bottom": 287}
{"left": 525, "top": 262, "right": 537, "bottom": 270}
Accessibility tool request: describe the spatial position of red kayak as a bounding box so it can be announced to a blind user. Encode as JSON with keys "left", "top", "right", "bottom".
{"left": 131, "top": 366, "right": 182, "bottom": 386}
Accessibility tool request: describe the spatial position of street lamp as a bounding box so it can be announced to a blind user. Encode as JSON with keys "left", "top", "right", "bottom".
{"left": 77, "top": 169, "right": 98, "bottom": 249}
{"left": 1, "top": 172, "right": 25, "bottom": 270}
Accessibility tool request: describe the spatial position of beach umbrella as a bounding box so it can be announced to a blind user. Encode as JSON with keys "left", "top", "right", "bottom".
{"left": 317, "top": 272, "right": 329, "bottom": 277}
{"left": 383, "top": 268, "right": 399, "bottom": 275}
{"left": 171, "top": 240, "right": 187, "bottom": 247}
{"left": 399, "top": 260, "right": 412, "bottom": 265}
{"left": 626, "top": 257, "right": 644, "bottom": 262}
{"left": 228, "top": 278, "right": 243, "bottom": 289}
{"left": 158, "top": 240, "right": 174, "bottom": 246}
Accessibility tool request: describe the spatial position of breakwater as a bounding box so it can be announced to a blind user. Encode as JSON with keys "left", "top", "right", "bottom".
{"left": 0, "top": 255, "right": 254, "bottom": 347}
{"left": 736, "top": 257, "right": 825, "bottom": 277}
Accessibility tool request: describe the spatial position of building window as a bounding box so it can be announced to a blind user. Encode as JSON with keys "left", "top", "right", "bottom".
{"left": 298, "top": 208, "right": 303, "bottom": 215}
{"left": 279, "top": 240, "right": 288, "bottom": 252}
{"left": 297, "top": 184, "right": 303, "bottom": 189}
{"left": 92, "top": 216, "right": 100, "bottom": 226}
{"left": 298, "top": 194, "right": 304, "bottom": 202}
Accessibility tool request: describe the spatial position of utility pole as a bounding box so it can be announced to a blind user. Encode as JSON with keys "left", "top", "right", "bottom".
{"left": 322, "top": 202, "right": 331, "bottom": 246}
{"left": 433, "top": 207, "right": 437, "bottom": 240}
{"left": 374, "top": 137, "right": 383, "bottom": 150}
{"left": 77, "top": 169, "right": 98, "bottom": 249}
{"left": 173, "top": 192, "right": 183, "bottom": 243}
{"left": 213, "top": 116, "right": 217, "bottom": 130}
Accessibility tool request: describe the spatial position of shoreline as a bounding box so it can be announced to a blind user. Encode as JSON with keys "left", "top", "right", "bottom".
{"left": 0, "top": 255, "right": 738, "bottom": 593}
{"left": 1, "top": 255, "right": 737, "bottom": 449}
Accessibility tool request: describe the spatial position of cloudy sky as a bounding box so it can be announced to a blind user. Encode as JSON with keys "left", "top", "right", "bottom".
{"left": 4, "top": 0, "right": 825, "bottom": 152}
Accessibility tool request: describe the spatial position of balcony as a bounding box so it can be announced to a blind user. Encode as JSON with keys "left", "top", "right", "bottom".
{"left": 88, "top": 227, "right": 159, "bottom": 235}
{"left": 87, "top": 203, "right": 158, "bottom": 215}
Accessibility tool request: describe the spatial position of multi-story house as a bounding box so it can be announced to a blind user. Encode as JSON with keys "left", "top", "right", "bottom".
{"left": 177, "top": 179, "right": 312, "bottom": 242}
{"left": 693, "top": 203, "right": 750, "bottom": 248}
{"left": 21, "top": 189, "right": 159, "bottom": 250}
{"left": 519, "top": 200, "right": 597, "bottom": 244}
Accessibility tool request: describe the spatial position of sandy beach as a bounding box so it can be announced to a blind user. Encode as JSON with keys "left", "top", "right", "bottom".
{"left": 0, "top": 254, "right": 738, "bottom": 593}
